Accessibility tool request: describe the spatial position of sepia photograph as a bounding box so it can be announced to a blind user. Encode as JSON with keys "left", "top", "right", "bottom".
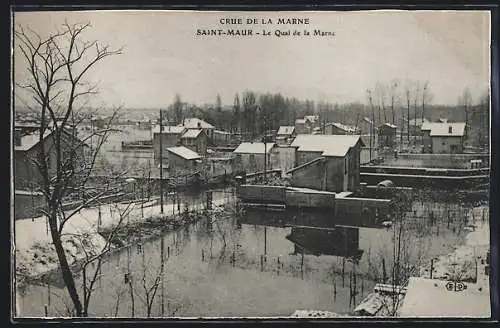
{"left": 11, "top": 9, "right": 493, "bottom": 319}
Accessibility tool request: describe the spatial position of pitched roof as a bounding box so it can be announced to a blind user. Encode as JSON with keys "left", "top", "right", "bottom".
{"left": 304, "top": 115, "right": 319, "bottom": 123}
{"left": 429, "top": 123, "right": 466, "bottom": 137}
{"left": 233, "top": 142, "right": 276, "bottom": 154}
{"left": 15, "top": 128, "right": 88, "bottom": 152}
{"left": 166, "top": 146, "right": 202, "bottom": 160}
{"left": 181, "top": 129, "right": 203, "bottom": 139}
{"left": 291, "top": 134, "right": 364, "bottom": 157}
{"left": 328, "top": 122, "right": 358, "bottom": 133}
{"left": 277, "top": 126, "right": 295, "bottom": 135}
{"left": 181, "top": 118, "right": 215, "bottom": 129}
{"left": 152, "top": 125, "right": 185, "bottom": 134}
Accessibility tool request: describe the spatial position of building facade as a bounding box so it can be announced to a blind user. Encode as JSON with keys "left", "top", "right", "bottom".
{"left": 180, "top": 129, "right": 208, "bottom": 156}
{"left": 422, "top": 122, "right": 466, "bottom": 154}
{"left": 231, "top": 142, "right": 278, "bottom": 173}
{"left": 14, "top": 128, "right": 88, "bottom": 190}
{"left": 166, "top": 146, "right": 202, "bottom": 175}
{"left": 289, "top": 134, "right": 364, "bottom": 192}
{"left": 152, "top": 126, "right": 186, "bottom": 164}
{"left": 276, "top": 126, "right": 296, "bottom": 145}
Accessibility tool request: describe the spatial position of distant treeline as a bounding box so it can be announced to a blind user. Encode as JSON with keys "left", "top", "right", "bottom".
{"left": 15, "top": 81, "right": 490, "bottom": 147}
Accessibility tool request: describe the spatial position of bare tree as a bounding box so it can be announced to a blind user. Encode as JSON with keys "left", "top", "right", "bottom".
{"left": 403, "top": 80, "right": 413, "bottom": 143}
{"left": 458, "top": 87, "right": 473, "bottom": 138}
{"left": 139, "top": 254, "right": 163, "bottom": 317}
{"left": 14, "top": 21, "right": 123, "bottom": 316}
{"left": 172, "top": 94, "right": 183, "bottom": 125}
{"left": 388, "top": 80, "right": 399, "bottom": 126}
{"left": 78, "top": 200, "right": 134, "bottom": 316}
{"left": 420, "top": 81, "right": 432, "bottom": 124}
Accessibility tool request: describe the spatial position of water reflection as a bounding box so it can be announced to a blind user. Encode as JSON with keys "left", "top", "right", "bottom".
{"left": 16, "top": 194, "right": 478, "bottom": 317}
{"left": 240, "top": 207, "right": 386, "bottom": 229}
{"left": 287, "top": 226, "right": 364, "bottom": 263}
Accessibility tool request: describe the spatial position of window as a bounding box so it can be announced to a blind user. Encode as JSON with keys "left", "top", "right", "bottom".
{"left": 344, "top": 158, "right": 348, "bottom": 175}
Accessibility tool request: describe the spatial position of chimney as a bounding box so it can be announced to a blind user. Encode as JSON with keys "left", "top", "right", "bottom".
{"left": 448, "top": 125, "right": 453, "bottom": 134}
{"left": 14, "top": 129, "right": 22, "bottom": 146}
{"left": 197, "top": 122, "right": 201, "bottom": 128}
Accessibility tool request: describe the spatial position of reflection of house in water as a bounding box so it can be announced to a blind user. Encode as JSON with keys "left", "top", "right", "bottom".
{"left": 286, "top": 226, "right": 363, "bottom": 261}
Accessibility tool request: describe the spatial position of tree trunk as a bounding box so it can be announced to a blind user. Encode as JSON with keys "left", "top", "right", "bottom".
{"left": 49, "top": 212, "right": 83, "bottom": 316}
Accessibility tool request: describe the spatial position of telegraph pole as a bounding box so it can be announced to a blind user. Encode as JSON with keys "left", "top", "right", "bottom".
{"left": 159, "top": 110, "right": 164, "bottom": 213}
{"left": 263, "top": 107, "right": 267, "bottom": 182}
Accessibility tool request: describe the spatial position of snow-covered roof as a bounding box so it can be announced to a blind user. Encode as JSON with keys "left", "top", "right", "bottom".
{"left": 233, "top": 142, "right": 276, "bottom": 154}
{"left": 304, "top": 115, "right": 319, "bottom": 123}
{"left": 181, "top": 129, "right": 203, "bottom": 139}
{"left": 421, "top": 122, "right": 441, "bottom": 131}
{"left": 166, "top": 146, "right": 202, "bottom": 160}
{"left": 295, "top": 118, "right": 306, "bottom": 124}
{"left": 15, "top": 128, "right": 87, "bottom": 152}
{"left": 152, "top": 125, "right": 185, "bottom": 134}
{"left": 398, "top": 277, "right": 490, "bottom": 317}
{"left": 277, "top": 126, "right": 295, "bottom": 135}
{"left": 290, "top": 134, "right": 364, "bottom": 157}
{"left": 429, "top": 123, "right": 466, "bottom": 137}
{"left": 328, "top": 122, "right": 358, "bottom": 133}
{"left": 380, "top": 123, "right": 397, "bottom": 129}
{"left": 180, "top": 118, "right": 215, "bottom": 129}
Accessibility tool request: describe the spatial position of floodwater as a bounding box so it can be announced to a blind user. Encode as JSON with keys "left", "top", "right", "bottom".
{"left": 15, "top": 191, "right": 481, "bottom": 318}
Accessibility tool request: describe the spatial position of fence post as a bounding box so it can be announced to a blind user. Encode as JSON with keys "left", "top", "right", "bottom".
{"left": 430, "top": 259, "right": 434, "bottom": 279}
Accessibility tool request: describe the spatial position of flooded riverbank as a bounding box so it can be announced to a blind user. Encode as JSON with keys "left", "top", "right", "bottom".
{"left": 15, "top": 192, "right": 483, "bottom": 318}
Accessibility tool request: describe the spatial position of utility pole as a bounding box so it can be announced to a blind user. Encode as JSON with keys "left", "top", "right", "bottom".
{"left": 159, "top": 110, "right": 164, "bottom": 213}
{"left": 263, "top": 106, "right": 267, "bottom": 182}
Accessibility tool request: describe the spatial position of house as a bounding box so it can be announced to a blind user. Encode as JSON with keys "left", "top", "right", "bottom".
{"left": 295, "top": 118, "right": 308, "bottom": 134}
{"left": 276, "top": 126, "right": 296, "bottom": 144}
{"left": 421, "top": 122, "right": 466, "bottom": 154}
{"left": 232, "top": 142, "right": 278, "bottom": 173}
{"left": 180, "top": 118, "right": 215, "bottom": 139}
{"left": 429, "top": 123, "right": 466, "bottom": 154}
{"left": 14, "top": 126, "right": 88, "bottom": 190}
{"left": 165, "top": 146, "right": 202, "bottom": 175}
{"left": 421, "top": 122, "right": 437, "bottom": 153}
{"left": 377, "top": 123, "right": 397, "bottom": 148}
{"left": 304, "top": 115, "right": 320, "bottom": 127}
{"left": 276, "top": 144, "right": 297, "bottom": 175}
{"left": 212, "top": 130, "right": 236, "bottom": 146}
{"left": 288, "top": 134, "right": 364, "bottom": 192}
{"left": 325, "top": 122, "right": 358, "bottom": 135}
{"left": 152, "top": 125, "right": 186, "bottom": 164}
{"left": 180, "top": 129, "right": 208, "bottom": 156}
{"left": 294, "top": 115, "right": 320, "bottom": 135}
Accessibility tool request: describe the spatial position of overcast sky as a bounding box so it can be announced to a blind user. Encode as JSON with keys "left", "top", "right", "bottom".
{"left": 13, "top": 10, "right": 490, "bottom": 108}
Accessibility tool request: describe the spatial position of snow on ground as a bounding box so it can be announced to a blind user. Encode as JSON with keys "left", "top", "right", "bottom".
{"left": 15, "top": 194, "right": 229, "bottom": 281}
{"left": 421, "top": 206, "right": 490, "bottom": 281}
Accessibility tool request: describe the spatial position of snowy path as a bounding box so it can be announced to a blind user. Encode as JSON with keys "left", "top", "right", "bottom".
{"left": 14, "top": 191, "right": 231, "bottom": 279}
